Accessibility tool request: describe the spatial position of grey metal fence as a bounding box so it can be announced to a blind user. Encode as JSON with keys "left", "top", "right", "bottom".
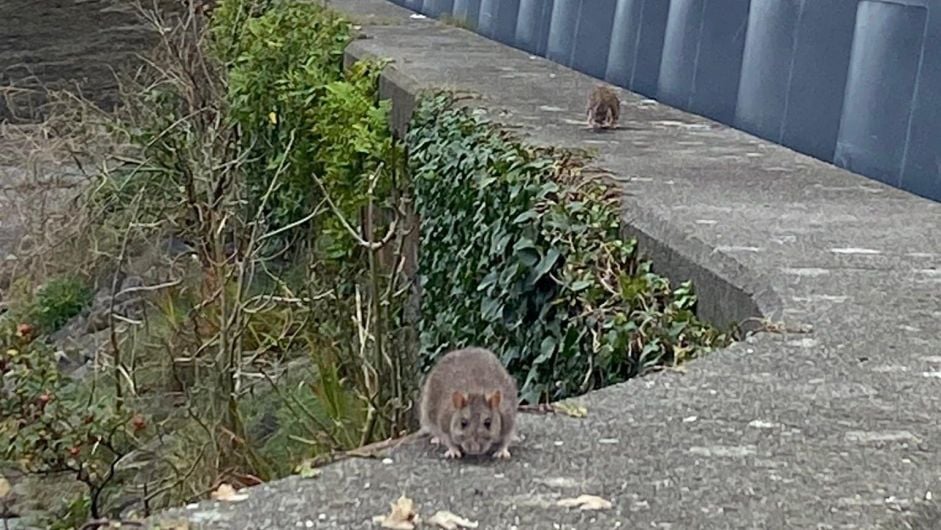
{"left": 393, "top": 0, "right": 941, "bottom": 203}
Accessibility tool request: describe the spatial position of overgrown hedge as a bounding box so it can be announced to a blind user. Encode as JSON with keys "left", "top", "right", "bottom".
{"left": 409, "top": 95, "right": 730, "bottom": 403}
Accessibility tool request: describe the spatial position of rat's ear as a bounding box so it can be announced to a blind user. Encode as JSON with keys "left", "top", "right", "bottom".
{"left": 486, "top": 390, "right": 502, "bottom": 408}
{"left": 451, "top": 391, "right": 467, "bottom": 409}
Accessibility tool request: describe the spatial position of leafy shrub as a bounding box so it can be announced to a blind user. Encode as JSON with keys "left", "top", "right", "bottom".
{"left": 210, "top": 0, "right": 276, "bottom": 62}
{"left": 214, "top": 0, "right": 410, "bottom": 437}
{"left": 221, "top": 1, "right": 395, "bottom": 253}
{"left": 30, "top": 275, "right": 93, "bottom": 333}
{"left": 408, "top": 95, "right": 731, "bottom": 403}
{"left": 0, "top": 322, "right": 146, "bottom": 521}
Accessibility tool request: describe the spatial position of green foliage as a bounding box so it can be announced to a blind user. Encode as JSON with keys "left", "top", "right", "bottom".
{"left": 0, "top": 322, "right": 146, "bottom": 520}
{"left": 213, "top": 0, "right": 408, "bottom": 441}
{"left": 243, "top": 357, "right": 369, "bottom": 476}
{"left": 29, "top": 275, "right": 93, "bottom": 334}
{"left": 408, "top": 94, "right": 731, "bottom": 404}
{"left": 4, "top": 1, "right": 410, "bottom": 524}
{"left": 220, "top": 0, "right": 395, "bottom": 252}
{"left": 48, "top": 496, "right": 92, "bottom": 530}
{"left": 209, "top": 0, "right": 277, "bottom": 62}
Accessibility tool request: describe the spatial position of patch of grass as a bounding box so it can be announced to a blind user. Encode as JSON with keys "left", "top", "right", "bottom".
{"left": 29, "top": 275, "right": 93, "bottom": 334}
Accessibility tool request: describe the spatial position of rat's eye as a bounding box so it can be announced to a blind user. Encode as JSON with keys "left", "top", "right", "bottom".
{"left": 483, "top": 418, "right": 492, "bottom": 429}
{"left": 460, "top": 419, "right": 469, "bottom": 429}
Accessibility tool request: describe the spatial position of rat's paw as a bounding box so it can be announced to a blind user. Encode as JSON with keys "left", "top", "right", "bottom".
{"left": 444, "top": 447, "right": 462, "bottom": 459}
{"left": 429, "top": 436, "right": 441, "bottom": 446}
{"left": 493, "top": 448, "right": 511, "bottom": 460}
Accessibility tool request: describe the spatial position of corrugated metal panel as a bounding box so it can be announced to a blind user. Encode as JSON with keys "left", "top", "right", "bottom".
{"left": 399, "top": 0, "right": 941, "bottom": 202}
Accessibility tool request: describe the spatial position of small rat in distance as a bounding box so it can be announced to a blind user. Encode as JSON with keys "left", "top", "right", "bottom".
{"left": 418, "top": 346, "right": 519, "bottom": 460}
{"left": 586, "top": 84, "right": 620, "bottom": 130}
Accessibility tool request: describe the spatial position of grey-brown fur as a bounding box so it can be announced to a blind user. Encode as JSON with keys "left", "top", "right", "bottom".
{"left": 586, "top": 84, "right": 620, "bottom": 130}
{"left": 418, "top": 347, "right": 519, "bottom": 459}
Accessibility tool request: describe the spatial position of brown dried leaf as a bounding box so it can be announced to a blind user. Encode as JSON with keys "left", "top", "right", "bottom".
{"left": 0, "top": 476, "right": 10, "bottom": 498}
{"left": 427, "top": 510, "right": 479, "bottom": 529}
{"left": 372, "top": 495, "right": 419, "bottom": 529}
{"left": 210, "top": 483, "right": 249, "bottom": 502}
{"left": 556, "top": 494, "right": 612, "bottom": 510}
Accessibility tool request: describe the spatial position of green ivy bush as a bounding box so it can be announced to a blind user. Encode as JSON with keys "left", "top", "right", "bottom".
{"left": 408, "top": 95, "right": 731, "bottom": 403}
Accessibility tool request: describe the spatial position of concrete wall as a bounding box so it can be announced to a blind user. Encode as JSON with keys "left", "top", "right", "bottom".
{"left": 392, "top": 0, "right": 941, "bottom": 203}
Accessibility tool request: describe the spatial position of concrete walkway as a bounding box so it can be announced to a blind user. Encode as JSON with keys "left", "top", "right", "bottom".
{"left": 151, "top": 1, "right": 941, "bottom": 528}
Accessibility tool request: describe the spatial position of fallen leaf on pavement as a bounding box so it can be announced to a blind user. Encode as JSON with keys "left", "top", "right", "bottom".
{"left": 556, "top": 494, "right": 612, "bottom": 510}
{"left": 210, "top": 483, "right": 249, "bottom": 502}
{"left": 0, "top": 475, "right": 10, "bottom": 497}
{"left": 294, "top": 459, "right": 321, "bottom": 479}
{"left": 427, "top": 510, "right": 479, "bottom": 529}
{"left": 372, "top": 495, "right": 419, "bottom": 529}
{"left": 552, "top": 401, "right": 588, "bottom": 418}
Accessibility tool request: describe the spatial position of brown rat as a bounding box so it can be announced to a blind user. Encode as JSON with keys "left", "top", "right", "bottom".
{"left": 586, "top": 84, "right": 620, "bottom": 130}
{"left": 418, "top": 347, "right": 519, "bottom": 460}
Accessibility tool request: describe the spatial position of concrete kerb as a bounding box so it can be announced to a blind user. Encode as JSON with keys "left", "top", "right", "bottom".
{"left": 617, "top": 201, "right": 784, "bottom": 330}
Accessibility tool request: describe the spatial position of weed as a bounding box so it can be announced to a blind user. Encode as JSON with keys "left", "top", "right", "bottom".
{"left": 29, "top": 275, "right": 92, "bottom": 333}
